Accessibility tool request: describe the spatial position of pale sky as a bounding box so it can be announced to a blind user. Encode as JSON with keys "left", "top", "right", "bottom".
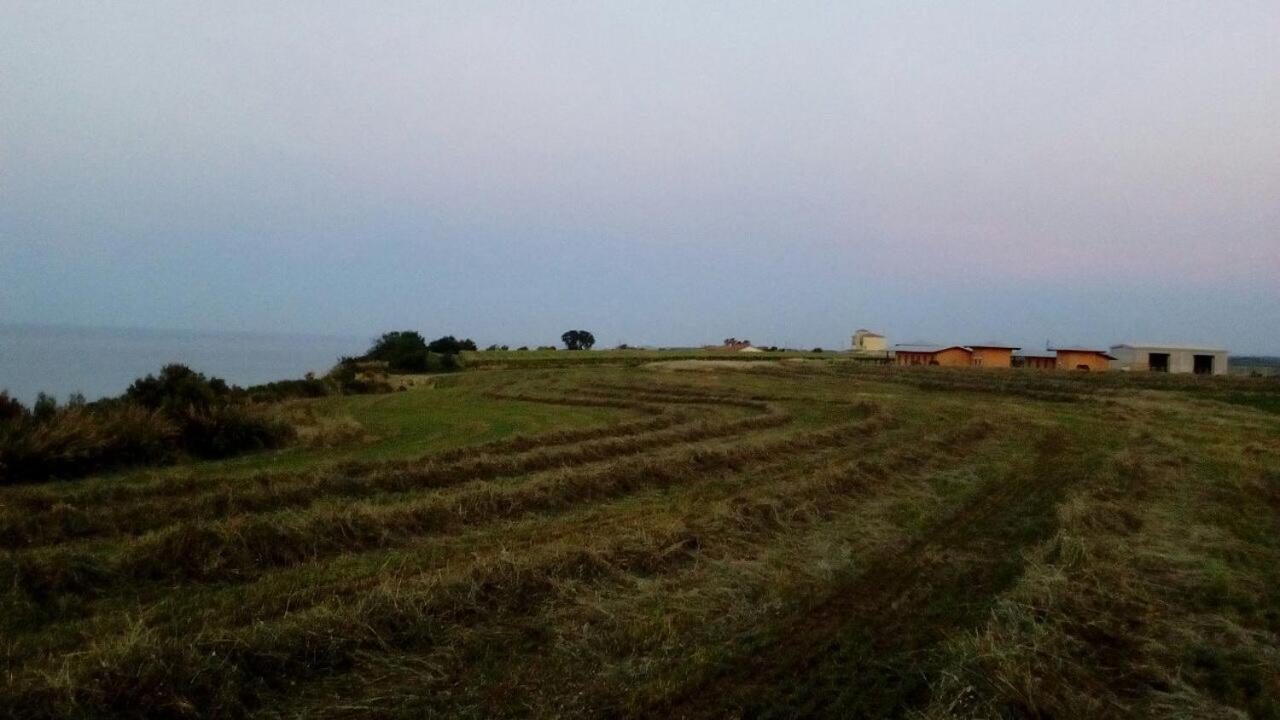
{"left": 2, "top": 2, "right": 1278, "bottom": 352}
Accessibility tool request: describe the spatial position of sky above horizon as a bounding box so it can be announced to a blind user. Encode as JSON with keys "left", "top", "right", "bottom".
{"left": 2, "top": 2, "right": 1278, "bottom": 353}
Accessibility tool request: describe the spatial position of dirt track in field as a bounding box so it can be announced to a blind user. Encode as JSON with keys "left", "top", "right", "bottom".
{"left": 656, "top": 429, "right": 1078, "bottom": 720}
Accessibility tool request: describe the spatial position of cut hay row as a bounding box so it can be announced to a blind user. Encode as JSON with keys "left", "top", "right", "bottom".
{"left": 817, "top": 363, "right": 1109, "bottom": 402}
{"left": 2, "top": 408, "right": 878, "bottom": 612}
{"left": 136, "top": 430, "right": 887, "bottom": 641}
{"left": 5, "top": 368, "right": 1275, "bottom": 719}
{"left": 426, "top": 408, "right": 687, "bottom": 462}
{"left": 399, "top": 455, "right": 981, "bottom": 715}
{"left": 584, "top": 380, "right": 875, "bottom": 406}
{"left": 220, "top": 411, "right": 985, "bottom": 717}
{"left": 2, "top": 426, "right": 875, "bottom": 673}
{"left": 2, "top": 522, "right": 707, "bottom": 720}
{"left": 568, "top": 388, "right": 777, "bottom": 411}
{"left": 480, "top": 390, "right": 675, "bottom": 411}
{"left": 313, "top": 414, "right": 1025, "bottom": 717}
{"left": 0, "top": 404, "right": 789, "bottom": 550}
{"left": 1, "top": 415, "right": 920, "bottom": 718}
{"left": 0, "top": 391, "right": 674, "bottom": 514}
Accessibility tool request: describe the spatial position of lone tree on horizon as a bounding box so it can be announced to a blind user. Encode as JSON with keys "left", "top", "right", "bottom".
{"left": 561, "top": 330, "right": 596, "bottom": 351}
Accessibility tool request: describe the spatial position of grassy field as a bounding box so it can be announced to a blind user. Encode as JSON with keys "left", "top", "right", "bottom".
{"left": 2, "top": 358, "right": 1279, "bottom": 718}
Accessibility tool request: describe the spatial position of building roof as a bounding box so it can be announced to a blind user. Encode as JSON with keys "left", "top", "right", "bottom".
{"left": 1051, "top": 346, "right": 1117, "bottom": 360}
{"left": 1110, "top": 343, "right": 1228, "bottom": 353}
{"left": 968, "top": 342, "right": 1021, "bottom": 350}
{"left": 893, "top": 344, "right": 971, "bottom": 354}
{"left": 1014, "top": 349, "right": 1056, "bottom": 359}
{"left": 854, "top": 329, "right": 885, "bottom": 337}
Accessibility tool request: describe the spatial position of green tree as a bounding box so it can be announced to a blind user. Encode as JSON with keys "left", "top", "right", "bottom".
{"left": 428, "top": 335, "right": 475, "bottom": 354}
{"left": 561, "top": 330, "right": 596, "bottom": 350}
{"left": 365, "top": 331, "right": 428, "bottom": 372}
{"left": 126, "top": 364, "right": 232, "bottom": 413}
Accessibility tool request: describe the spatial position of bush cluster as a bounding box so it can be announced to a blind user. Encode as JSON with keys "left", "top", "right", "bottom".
{"left": 242, "top": 374, "right": 332, "bottom": 403}
{"left": 0, "top": 365, "right": 294, "bottom": 484}
{"left": 362, "top": 331, "right": 474, "bottom": 373}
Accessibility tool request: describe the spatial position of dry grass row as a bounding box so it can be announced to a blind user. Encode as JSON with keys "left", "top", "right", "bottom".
{"left": 3, "top": 407, "right": 878, "bottom": 614}
{"left": 0, "top": 404, "right": 772, "bottom": 549}
{"left": 0, "top": 391, "right": 671, "bottom": 512}
{"left": 1, "top": 411, "right": 911, "bottom": 718}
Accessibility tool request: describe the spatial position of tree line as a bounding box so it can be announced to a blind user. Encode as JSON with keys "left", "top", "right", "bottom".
{"left": 363, "top": 329, "right": 597, "bottom": 372}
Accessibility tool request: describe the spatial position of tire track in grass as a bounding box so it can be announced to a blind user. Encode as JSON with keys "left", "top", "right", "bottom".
{"left": 656, "top": 426, "right": 1088, "bottom": 720}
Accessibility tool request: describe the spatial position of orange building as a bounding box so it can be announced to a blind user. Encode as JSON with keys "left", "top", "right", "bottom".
{"left": 1052, "top": 347, "right": 1116, "bottom": 371}
{"left": 968, "top": 344, "right": 1019, "bottom": 368}
{"left": 1014, "top": 350, "right": 1057, "bottom": 369}
{"left": 894, "top": 345, "right": 973, "bottom": 367}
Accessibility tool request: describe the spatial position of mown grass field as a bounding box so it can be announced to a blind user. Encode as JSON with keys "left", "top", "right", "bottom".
{"left": 3, "top": 358, "right": 1279, "bottom": 719}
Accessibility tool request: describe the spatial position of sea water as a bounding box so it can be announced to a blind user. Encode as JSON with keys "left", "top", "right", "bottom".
{"left": 0, "top": 324, "right": 366, "bottom": 404}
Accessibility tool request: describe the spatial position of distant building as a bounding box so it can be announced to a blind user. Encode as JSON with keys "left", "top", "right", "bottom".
{"left": 893, "top": 344, "right": 973, "bottom": 367}
{"left": 1051, "top": 347, "right": 1116, "bottom": 372}
{"left": 968, "top": 344, "right": 1020, "bottom": 368}
{"left": 852, "top": 329, "right": 888, "bottom": 353}
{"left": 1110, "top": 344, "right": 1228, "bottom": 375}
{"left": 738, "top": 345, "right": 765, "bottom": 353}
{"left": 1013, "top": 350, "right": 1057, "bottom": 369}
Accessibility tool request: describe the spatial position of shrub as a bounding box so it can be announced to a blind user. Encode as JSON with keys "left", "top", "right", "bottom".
{"left": 428, "top": 336, "right": 477, "bottom": 354}
{"left": 279, "top": 404, "right": 370, "bottom": 449}
{"left": 244, "top": 374, "right": 332, "bottom": 403}
{"left": 31, "top": 392, "right": 59, "bottom": 422}
{"left": 1, "top": 365, "right": 299, "bottom": 483}
{"left": 0, "top": 405, "right": 178, "bottom": 482}
{"left": 0, "top": 391, "right": 27, "bottom": 423}
{"left": 126, "top": 364, "right": 232, "bottom": 413}
{"left": 175, "top": 404, "right": 294, "bottom": 459}
{"left": 327, "top": 359, "right": 393, "bottom": 394}
{"left": 364, "top": 331, "right": 429, "bottom": 373}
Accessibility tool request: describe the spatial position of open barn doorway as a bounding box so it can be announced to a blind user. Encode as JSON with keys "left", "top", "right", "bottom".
{"left": 1149, "top": 353, "right": 1170, "bottom": 372}
{"left": 1193, "top": 354, "right": 1214, "bottom": 375}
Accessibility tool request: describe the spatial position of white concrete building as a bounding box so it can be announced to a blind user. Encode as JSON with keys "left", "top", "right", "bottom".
{"left": 852, "top": 329, "right": 888, "bottom": 353}
{"left": 1109, "top": 344, "right": 1228, "bottom": 375}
